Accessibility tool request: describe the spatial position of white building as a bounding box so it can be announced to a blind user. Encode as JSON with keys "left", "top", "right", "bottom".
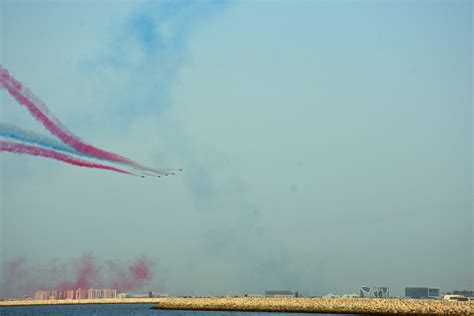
{"left": 360, "top": 286, "right": 389, "bottom": 298}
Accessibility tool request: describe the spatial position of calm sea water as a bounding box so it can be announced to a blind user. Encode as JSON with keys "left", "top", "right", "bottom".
{"left": 0, "top": 304, "right": 354, "bottom": 315}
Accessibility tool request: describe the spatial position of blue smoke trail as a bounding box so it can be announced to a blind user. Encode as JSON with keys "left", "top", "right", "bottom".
{"left": 0, "top": 123, "right": 83, "bottom": 157}
{"left": 0, "top": 123, "right": 177, "bottom": 176}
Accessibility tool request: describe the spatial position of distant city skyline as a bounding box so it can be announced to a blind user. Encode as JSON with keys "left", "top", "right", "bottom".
{"left": 19, "top": 285, "right": 474, "bottom": 300}
{"left": 34, "top": 288, "right": 118, "bottom": 300}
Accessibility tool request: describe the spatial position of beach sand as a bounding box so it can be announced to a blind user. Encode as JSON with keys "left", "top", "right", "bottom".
{"left": 152, "top": 297, "right": 473, "bottom": 315}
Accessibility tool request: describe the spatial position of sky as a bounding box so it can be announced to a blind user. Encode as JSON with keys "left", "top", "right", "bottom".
{"left": 0, "top": 0, "right": 472, "bottom": 297}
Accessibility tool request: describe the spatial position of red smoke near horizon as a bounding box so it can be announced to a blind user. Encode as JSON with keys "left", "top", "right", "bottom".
{"left": 56, "top": 254, "right": 102, "bottom": 291}
{"left": 107, "top": 256, "right": 152, "bottom": 292}
{"left": 0, "top": 254, "right": 154, "bottom": 298}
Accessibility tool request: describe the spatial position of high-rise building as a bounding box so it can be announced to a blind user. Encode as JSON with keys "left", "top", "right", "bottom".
{"left": 48, "top": 290, "right": 58, "bottom": 300}
{"left": 59, "top": 290, "right": 67, "bottom": 300}
{"left": 87, "top": 289, "right": 98, "bottom": 299}
{"left": 75, "top": 288, "right": 87, "bottom": 299}
{"left": 98, "top": 289, "right": 103, "bottom": 298}
{"left": 34, "top": 290, "right": 49, "bottom": 300}
{"left": 102, "top": 289, "right": 116, "bottom": 298}
{"left": 65, "top": 290, "right": 75, "bottom": 299}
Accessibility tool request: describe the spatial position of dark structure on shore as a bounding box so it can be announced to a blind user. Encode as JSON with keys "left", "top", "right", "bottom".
{"left": 265, "top": 290, "right": 301, "bottom": 298}
{"left": 452, "top": 290, "right": 474, "bottom": 298}
{"left": 405, "top": 287, "right": 440, "bottom": 299}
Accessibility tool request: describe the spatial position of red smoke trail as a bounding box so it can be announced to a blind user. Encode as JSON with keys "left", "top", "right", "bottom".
{"left": 0, "top": 66, "right": 135, "bottom": 166}
{"left": 0, "top": 66, "right": 178, "bottom": 176}
{"left": 0, "top": 257, "right": 25, "bottom": 297}
{"left": 57, "top": 254, "right": 103, "bottom": 290}
{"left": 0, "top": 141, "right": 134, "bottom": 175}
{"left": 6, "top": 257, "right": 25, "bottom": 276}
{"left": 107, "top": 257, "right": 152, "bottom": 292}
{"left": 1, "top": 255, "right": 153, "bottom": 298}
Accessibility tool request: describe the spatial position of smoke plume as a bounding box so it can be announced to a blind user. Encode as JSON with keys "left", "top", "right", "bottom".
{"left": 0, "top": 254, "right": 154, "bottom": 298}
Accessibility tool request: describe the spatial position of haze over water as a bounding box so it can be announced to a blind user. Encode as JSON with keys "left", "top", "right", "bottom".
{"left": 0, "top": 304, "right": 356, "bottom": 316}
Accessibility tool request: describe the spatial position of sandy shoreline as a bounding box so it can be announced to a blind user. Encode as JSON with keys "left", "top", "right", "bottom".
{"left": 152, "top": 297, "right": 474, "bottom": 315}
{"left": 1, "top": 297, "right": 473, "bottom": 314}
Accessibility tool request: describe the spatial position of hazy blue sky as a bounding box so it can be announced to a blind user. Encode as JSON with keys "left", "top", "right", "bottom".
{"left": 0, "top": 0, "right": 472, "bottom": 297}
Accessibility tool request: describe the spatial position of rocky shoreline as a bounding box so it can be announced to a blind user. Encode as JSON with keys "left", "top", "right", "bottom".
{"left": 152, "top": 297, "right": 473, "bottom": 315}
